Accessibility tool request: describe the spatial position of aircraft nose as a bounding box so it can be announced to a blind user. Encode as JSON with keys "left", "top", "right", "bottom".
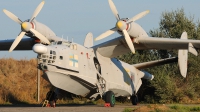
{"left": 33, "top": 44, "right": 48, "bottom": 54}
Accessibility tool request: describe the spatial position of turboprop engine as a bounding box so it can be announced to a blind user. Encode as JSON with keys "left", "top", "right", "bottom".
{"left": 3, "top": 1, "right": 56, "bottom": 52}
{"left": 95, "top": 0, "right": 149, "bottom": 54}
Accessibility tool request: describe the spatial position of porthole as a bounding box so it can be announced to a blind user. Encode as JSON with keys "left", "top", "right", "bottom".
{"left": 60, "top": 56, "right": 63, "bottom": 60}
{"left": 53, "top": 51, "right": 56, "bottom": 55}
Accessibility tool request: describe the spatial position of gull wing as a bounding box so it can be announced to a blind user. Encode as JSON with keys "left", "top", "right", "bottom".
{"left": 93, "top": 36, "right": 200, "bottom": 58}
{"left": 0, "top": 38, "right": 35, "bottom": 50}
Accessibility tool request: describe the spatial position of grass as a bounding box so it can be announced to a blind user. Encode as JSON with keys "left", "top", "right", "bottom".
{"left": 169, "top": 104, "right": 200, "bottom": 112}
{"left": 123, "top": 108, "right": 134, "bottom": 112}
{"left": 0, "top": 58, "right": 50, "bottom": 104}
{"left": 131, "top": 104, "right": 200, "bottom": 112}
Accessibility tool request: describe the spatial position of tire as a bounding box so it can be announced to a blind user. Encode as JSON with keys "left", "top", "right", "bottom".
{"left": 131, "top": 95, "right": 138, "bottom": 105}
{"left": 105, "top": 91, "right": 115, "bottom": 107}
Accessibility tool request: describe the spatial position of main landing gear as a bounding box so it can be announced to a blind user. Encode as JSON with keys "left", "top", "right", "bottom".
{"left": 103, "top": 91, "right": 116, "bottom": 107}
{"left": 131, "top": 94, "right": 138, "bottom": 105}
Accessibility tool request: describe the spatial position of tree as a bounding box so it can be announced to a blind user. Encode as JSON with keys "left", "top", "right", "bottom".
{"left": 146, "top": 8, "right": 200, "bottom": 103}
{"left": 118, "top": 8, "right": 200, "bottom": 103}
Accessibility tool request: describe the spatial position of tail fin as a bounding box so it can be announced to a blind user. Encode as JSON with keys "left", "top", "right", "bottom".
{"left": 84, "top": 32, "right": 93, "bottom": 48}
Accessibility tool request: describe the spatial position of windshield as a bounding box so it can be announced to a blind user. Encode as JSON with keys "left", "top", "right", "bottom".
{"left": 51, "top": 41, "right": 71, "bottom": 47}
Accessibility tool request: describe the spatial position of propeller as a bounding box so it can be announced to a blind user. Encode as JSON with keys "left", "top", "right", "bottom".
{"left": 95, "top": 0, "right": 149, "bottom": 54}
{"left": 3, "top": 1, "right": 50, "bottom": 52}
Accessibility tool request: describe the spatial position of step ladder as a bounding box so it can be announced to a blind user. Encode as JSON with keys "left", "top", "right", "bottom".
{"left": 42, "top": 100, "right": 50, "bottom": 107}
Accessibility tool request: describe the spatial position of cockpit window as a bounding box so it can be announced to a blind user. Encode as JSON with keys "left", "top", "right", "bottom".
{"left": 52, "top": 41, "right": 71, "bottom": 47}
{"left": 57, "top": 41, "right": 62, "bottom": 45}
{"left": 62, "top": 41, "right": 71, "bottom": 47}
{"left": 51, "top": 41, "right": 57, "bottom": 45}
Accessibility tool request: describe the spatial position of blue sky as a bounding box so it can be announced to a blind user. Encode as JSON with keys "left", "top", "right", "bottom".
{"left": 0, "top": 0, "right": 200, "bottom": 59}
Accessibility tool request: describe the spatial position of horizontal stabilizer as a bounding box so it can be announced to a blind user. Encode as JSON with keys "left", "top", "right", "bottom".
{"left": 133, "top": 57, "right": 178, "bottom": 69}
{"left": 188, "top": 43, "right": 198, "bottom": 56}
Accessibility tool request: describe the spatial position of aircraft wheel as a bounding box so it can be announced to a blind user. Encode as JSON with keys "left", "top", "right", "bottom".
{"left": 131, "top": 95, "right": 138, "bottom": 105}
{"left": 105, "top": 91, "right": 115, "bottom": 107}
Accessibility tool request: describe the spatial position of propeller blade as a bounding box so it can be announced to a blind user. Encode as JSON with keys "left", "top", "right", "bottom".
{"left": 126, "top": 10, "right": 150, "bottom": 23}
{"left": 95, "top": 27, "right": 117, "bottom": 41}
{"left": 30, "top": 28, "right": 50, "bottom": 44}
{"left": 30, "top": 1, "right": 45, "bottom": 22}
{"left": 122, "top": 30, "right": 135, "bottom": 54}
{"left": 9, "top": 32, "right": 26, "bottom": 52}
{"left": 3, "top": 9, "right": 22, "bottom": 24}
{"left": 108, "top": 0, "right": 120, "bottom": 20}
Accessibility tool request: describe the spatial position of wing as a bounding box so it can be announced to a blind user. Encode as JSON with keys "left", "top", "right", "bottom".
{"left": 0, "top": 38, "right": 35, "bottom": 50}
{"left": 94, "top": 35, "right": 200, "bottom": 58}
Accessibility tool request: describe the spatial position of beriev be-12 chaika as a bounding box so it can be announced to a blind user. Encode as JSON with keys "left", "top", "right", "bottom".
{"left": 0, "top": 0, "right": 199, "bottom": 107}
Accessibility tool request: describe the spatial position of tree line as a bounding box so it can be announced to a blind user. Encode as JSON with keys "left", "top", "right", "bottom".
{"left": 117, "top": 8, "right": 200, "bottom": 103}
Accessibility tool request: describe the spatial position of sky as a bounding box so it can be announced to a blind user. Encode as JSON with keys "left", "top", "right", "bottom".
{"left": 0, "top": 0, "right": 200, "bottom": 59}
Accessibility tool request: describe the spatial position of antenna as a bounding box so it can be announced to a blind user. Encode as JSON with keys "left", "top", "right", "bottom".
{"left": 72, "top": 37, "right": 73, "bottom": 43}
{"left": 61, "top": 35, "right": 63, "bottom": 41}
{"left": 67, "top": 36, "right": 68, "bottom": 41}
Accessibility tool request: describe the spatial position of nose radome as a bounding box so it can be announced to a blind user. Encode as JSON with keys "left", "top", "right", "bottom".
{"left": 33, "top": 44, "right": 47, "bottom": 54}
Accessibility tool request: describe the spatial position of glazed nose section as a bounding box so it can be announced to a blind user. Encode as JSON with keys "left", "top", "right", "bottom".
{"left": 33, "top": 44, "right": 47, "bottom": 54}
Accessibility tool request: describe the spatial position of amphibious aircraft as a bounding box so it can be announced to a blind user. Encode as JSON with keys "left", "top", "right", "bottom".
{"left": 1, "top": 0, "right": 200, "bottom": 107}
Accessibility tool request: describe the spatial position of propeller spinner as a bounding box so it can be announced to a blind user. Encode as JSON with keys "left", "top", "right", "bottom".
{"left": 95, "top": 0, "right": 149, "bottom": 54}
{"left": 3, "top": 1, "right": 50, "bottom": 52}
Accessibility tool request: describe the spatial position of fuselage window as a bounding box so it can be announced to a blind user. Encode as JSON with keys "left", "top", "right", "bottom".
{"left": 53, "top": 51, "right": 56, "bottom": 55}
{"left": 50, "top": 50, "right": 52, "bottom": 54}
{"left": 53, "top": 56, "right": 56, "bottom": 60}
{"left": 60, "top": 56, "right": 63, "bottom": 60}
{"left": 43, "top": 59, "right": 47, "bottom": 63}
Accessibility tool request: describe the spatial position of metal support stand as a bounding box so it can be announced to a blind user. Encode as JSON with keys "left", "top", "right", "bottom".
{"left": 37, "top": 59, "right": 40, "bottom": 102}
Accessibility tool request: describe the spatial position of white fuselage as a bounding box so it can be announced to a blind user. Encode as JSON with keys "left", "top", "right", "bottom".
{"left": 34, "top": 41, "right": 151, "bottom": 98}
